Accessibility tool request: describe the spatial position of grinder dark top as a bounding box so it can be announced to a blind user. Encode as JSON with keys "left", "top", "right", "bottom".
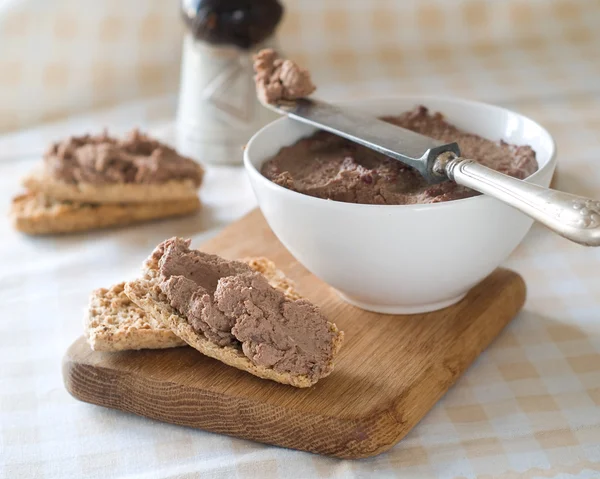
{"left": 181, "top": 0, "right": 284, "bottom": 49}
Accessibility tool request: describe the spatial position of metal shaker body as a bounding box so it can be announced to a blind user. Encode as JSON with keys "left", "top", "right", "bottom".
{"left": 176, "top": 34, "right": 280, "bottom": 165}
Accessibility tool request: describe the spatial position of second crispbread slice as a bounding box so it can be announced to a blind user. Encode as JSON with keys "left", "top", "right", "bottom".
{"left": 86, "top": 282, "right": 187, "bottom": 351}
{"left": 22, "top": 167, "right": 202, "bottom": 204}
{"left": 10, "top": 193, "right": 201, "bottom": 235}
{"left": 124, "top": 249, "right": 344, "bottom": 388}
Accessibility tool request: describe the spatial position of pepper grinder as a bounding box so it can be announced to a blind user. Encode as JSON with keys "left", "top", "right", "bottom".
{"left": 176, "top": 0, "right": 284, "bottom": 165}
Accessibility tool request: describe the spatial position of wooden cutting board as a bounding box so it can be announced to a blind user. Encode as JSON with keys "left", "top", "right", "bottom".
{"left": 63, "top": 209, "right": 526, "bottom": 459}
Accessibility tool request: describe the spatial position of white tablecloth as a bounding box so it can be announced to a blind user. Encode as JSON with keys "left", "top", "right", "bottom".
{"left": 1, "top": 91, "right": 599, "bottom": 479}
{"left": 2, "top": 0, "right": 600, "bottom": 477}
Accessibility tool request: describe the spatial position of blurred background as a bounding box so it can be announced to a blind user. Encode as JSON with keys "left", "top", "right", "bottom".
{"left": 2, "top": 3, "right": 600, "bottom": 478}
{"left": 1, "top": 0, "right": 598, "bottom": 134}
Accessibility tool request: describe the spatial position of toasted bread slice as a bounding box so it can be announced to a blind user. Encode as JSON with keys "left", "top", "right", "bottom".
{"left": 22, "top": 166, "right": 202, "bottom": 204}
{"left": 86, "top": 282, "right": 187, "bottom": 351}
{"left": 124, "top": 249, "right": 343, "bottom": 388}
{"left": 85, "top": 257, "right": 305, "bottom": 352}
{"left": 10, "top": 192, "right": 200, "bottom": 235}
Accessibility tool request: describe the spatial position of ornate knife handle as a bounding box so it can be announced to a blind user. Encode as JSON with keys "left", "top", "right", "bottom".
{"left": 436, "top": 154, "right": 600, "bottom": 246}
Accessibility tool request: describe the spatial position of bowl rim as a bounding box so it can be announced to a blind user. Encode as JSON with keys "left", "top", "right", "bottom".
{"left": 244, "top": 94, "right": 557, "bottom": 211}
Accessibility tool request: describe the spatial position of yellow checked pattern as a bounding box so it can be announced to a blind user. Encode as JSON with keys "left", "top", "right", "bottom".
{"left": 0, "top": 0, "right": 599, "bottom": 478}
{"left": 0, "top": 0, "right": 184, "bottom": 133}
{"left": 1, "top": 0, "right": 599, "bottom": 132}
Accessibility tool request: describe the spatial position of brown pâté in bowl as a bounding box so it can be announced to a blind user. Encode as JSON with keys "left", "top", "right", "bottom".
{"left": 261, "top": 106, "right": 538, "bottom": 205}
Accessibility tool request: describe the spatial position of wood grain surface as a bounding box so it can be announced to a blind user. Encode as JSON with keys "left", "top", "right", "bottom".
{"left": 63, "top": 208, "right": 526, "bottom": 459}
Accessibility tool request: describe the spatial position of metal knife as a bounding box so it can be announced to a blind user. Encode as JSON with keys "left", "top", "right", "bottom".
{"left": 262, "top": 98, "right": 600, "bottom": 247}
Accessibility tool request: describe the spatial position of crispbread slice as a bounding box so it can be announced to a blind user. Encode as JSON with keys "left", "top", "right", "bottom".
{"left": 124, "top": 247, "right": 344, "bottom": 388}
{"left": 10, "top": 192, "right": 200, "bottom": 235}
{"left": 22, "top": 166, "right": 203, "bottom": 204}
{"left": 85, "top": 257, "right": 306, "bottom": 352}
{"left": 86, "top": 282, "right": 187, "bottom": 351}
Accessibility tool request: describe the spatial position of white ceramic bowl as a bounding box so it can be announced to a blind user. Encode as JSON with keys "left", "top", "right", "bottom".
{"left": 244, "top": 96, "right": 556, "bottom": 314}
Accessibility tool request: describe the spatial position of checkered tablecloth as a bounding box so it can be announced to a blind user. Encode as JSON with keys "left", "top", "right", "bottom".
{"left": 2, "top": 0, "right": 600, "bottom": 133}
{"left": 1, "top": 0, "right": 600, "bottom": 478}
